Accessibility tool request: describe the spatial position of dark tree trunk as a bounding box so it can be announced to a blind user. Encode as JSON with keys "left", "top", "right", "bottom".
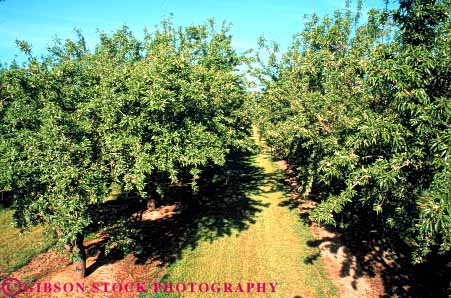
{"left": 147, "top": 198, "right": 156, "bottom": 210}
{"left": 73, "top": 233, "right": 86, "bottom": 279}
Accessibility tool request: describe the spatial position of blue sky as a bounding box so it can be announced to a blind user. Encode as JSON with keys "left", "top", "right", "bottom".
{"left": 0, "top": 0, "right": 387, "bottom": 63}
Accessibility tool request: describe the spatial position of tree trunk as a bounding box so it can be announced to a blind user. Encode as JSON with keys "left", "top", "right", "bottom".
{"left": 73, "top": 233, "right": 86, "bottom": 279}
{"left": 147, "top": 197, "right": 156, "bottom": 210}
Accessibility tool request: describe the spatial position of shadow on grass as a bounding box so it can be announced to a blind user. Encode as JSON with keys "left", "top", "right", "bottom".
{"left": 275, "top": 159, "right": 451, "bottom": 298}
{"left": 84, "top": 149, "right": 270, "bottom": 276}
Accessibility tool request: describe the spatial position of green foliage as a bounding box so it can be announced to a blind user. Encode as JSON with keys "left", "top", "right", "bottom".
{"left": 255, "top": 0, "right": 451, "bottom": 263}
{"left": 0, "top": 19, "right": 252, "bottom": 253}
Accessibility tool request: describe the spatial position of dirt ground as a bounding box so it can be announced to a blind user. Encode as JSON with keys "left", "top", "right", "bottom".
{"left": 10, "top": 236, "right": 165, "bottom": 298}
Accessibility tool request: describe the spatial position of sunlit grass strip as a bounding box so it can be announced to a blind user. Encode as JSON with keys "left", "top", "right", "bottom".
{"left": 145, "top": 142, "right": 337, "bottom": 298}
{"left": 0, "top": 208, "right": 55, "bottom": 275}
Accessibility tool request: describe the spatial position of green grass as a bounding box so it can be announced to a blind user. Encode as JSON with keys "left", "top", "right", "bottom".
{"left": 0, "top": 208, "right": 55, "bottom": 275}
{"left": 143, "top": 131, "right": 337, "bottom": 298}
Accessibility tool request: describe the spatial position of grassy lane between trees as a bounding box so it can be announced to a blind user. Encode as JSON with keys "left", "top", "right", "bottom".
{"left": 147, "top": 131, "right": 337, "bottom": 298}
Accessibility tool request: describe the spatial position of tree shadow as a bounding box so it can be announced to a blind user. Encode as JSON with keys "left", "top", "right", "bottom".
{"left": 276, "top": 160, "right": 451, "bottom": 298}
{"left": 84, "top": 150, "right": 270, "bottom": 275}
{"left": 84, "top": 238, "right": 121, "bottom": 276}
{"left": 133, "top": 150, "right": 270, "bottom": 265}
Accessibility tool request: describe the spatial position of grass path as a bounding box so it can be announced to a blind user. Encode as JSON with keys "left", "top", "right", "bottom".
{"left": 149, "top": 133, "right": 337, "bottom": 298}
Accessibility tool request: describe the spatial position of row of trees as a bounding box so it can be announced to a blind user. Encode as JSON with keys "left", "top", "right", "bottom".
{"left": 255, "top": 0, "right": 450, "bottom": 268}
{"left": 0, "top": 20, "right": 253, "bottom": 278}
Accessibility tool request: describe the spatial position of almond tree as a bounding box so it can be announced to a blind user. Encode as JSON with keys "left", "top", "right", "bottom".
{"left": 0, "top": 20, "right": 252, "bottom": 278}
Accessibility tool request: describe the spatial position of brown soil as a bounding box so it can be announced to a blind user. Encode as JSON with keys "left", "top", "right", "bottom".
{"left": 9, "top": 237, "right": 165, "bottom": 298}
